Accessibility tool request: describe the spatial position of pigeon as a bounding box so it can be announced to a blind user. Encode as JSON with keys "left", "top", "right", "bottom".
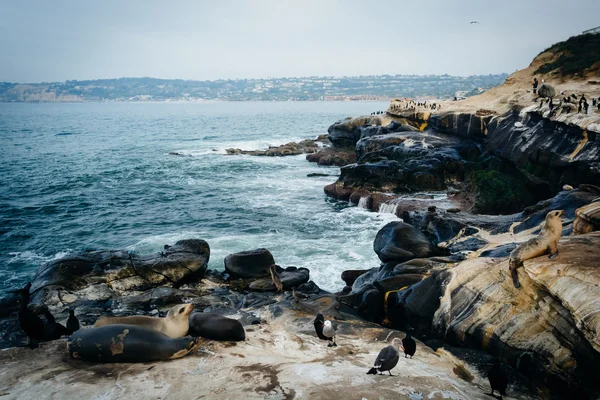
{"left": 367, "top": 338, "right": 402, "bottom": 375}
{"left": 402, "top": 333, "right": 416, "bottom": 359}
{"left": 487, "top": 359, "right": 508, "bottom": 399}
{"left": 313, "top": 313, "right": 337, "bottom": 347}
{"left": 66, "top": 309, "right": 80, "bottom": 334}
{"left": 10, "top": 282, "right": 45, "bottom": 348}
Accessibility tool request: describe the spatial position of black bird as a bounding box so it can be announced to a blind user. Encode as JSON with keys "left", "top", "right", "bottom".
{"left": 470, "top": 21, "right": 480, "bottom": 24}
{"left": 367, "top": 338, "right": 402, "bottom": 375}
{"left": 571, "top": 93, "right": 578, "bottom": 100}
{"left": 43, "top": 310, "right": 69, "bottom": 340}
{"left": 402, "top": 333, "right": 416, "bottom": 359}
{"left": 66, "top": 309, "right": 80, "bottom": 334}
{"left": 487, "top": 359, "right": 508, "bottom": 399}
{"left": 11, "top": 282, "right": 45, "bottom": 348}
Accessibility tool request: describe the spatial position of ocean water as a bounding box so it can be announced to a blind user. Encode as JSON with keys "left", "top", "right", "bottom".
{"left": 0, "top": 101, "right": 399, "bottom": 295}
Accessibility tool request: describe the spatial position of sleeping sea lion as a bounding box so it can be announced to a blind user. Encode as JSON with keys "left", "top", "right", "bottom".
{"left": 67, "top": 324, "right": 201, "bottom": 362}
{"left": 509, "top": 210, "right": 564, "bottom": 288}
{"left": 94, "top": 303, "right": 193, "bottom": 338}
{"left": 187, "top": 312, "right": 245, "bottom": 341}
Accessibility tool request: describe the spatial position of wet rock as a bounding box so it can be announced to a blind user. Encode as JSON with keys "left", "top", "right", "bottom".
{"left": 341, "top": 269, "right": 370, "bottom": 286}
{"left": 306, "top": 148, "right": 356, "bottom": 166}
{"left": 248, "top": 266, "right": 310, "bottom": 291}
{"left": 224, "top": 248, "right": 275, "bottom": 279}
{"left": 373, "top": 221, "right": 445, "bottom": 263}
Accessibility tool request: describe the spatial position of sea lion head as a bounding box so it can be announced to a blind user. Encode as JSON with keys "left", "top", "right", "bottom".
{"left": 166, "top": 304, "right": 194, "bottom": 322}
{"left": 547, "top": 209, "right": 565, "bottom": 219}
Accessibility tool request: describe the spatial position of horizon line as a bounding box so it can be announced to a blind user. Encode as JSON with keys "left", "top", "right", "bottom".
{"left": 3, "top": 72, "right": 510, "bottom": 85}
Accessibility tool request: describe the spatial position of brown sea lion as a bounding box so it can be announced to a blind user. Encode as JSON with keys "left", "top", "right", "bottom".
{"left": 94, "top": 303, "right": 193, "bottom": 338}
{"left": 509, "top": 210, "right": 564, "bottom": 288}
{"left": 67, "top": 324, "right": 201, "bottom": 362}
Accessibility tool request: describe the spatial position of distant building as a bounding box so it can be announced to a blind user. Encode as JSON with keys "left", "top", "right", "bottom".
{"left": 583, "top": 26, "right": 600, "bottom": 34}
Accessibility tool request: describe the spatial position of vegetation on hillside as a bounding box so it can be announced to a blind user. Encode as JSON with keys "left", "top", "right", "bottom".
{"left": 534, "top": 33, "right": 600, "bottom": 76}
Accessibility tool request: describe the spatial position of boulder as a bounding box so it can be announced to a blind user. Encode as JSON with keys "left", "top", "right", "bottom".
{"left": 373, "top": 222, "right": 444, "bottom": 263}
{"left": 537, "top": 83, "right": 556, "bottom": 98}
{"left": 224, "top": 248, "right": 275, "bottom": 279}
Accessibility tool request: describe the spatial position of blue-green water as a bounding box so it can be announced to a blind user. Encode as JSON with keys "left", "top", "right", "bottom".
{"left": 0, "top": 101, "right": 398, "bottom": 294}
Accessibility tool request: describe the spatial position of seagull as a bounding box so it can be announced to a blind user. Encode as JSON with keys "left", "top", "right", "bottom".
{"left": 367, "top": 338, "right": 402, "bottom": 375}
{"left": 313, "top": 314, "right": 338, "bottom": 347}
{"left": 470, "top": 21, "right": 480, "bottom": 24}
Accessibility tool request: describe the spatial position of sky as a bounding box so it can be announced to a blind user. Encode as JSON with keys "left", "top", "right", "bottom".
{"left": 1, "top": 0, "right": 599, "bottom": 83}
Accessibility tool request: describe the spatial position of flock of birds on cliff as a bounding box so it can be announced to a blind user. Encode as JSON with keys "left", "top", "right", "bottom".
{"left": 369, "top": 99, "right": 442, "bottom": 116}
{"left": 12, "top": 282, "right": 508, "bottom": 398}
{"left": 539, "top": 92, "right": 600, "bottom": 115}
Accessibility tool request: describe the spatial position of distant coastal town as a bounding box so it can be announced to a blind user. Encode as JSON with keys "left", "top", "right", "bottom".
{"left": 0, "top": 74, "right": 507, "bottom": 102}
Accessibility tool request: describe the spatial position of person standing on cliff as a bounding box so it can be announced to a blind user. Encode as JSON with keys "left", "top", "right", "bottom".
{"left": 532, "top": 77, "right": 539, "bottom": 95}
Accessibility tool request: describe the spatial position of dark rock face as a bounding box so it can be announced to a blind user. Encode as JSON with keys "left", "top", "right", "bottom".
{"left": 224, "top": 248, "right": 275, "bottom": 279}
{"left": 328, "top": 132, "right": 482, "bottom": 197}
{"left": 486, "top": 110, "right": 600, "bottom": 192}
{"left": 373, "top": 222, "right": 445, "bottom": 263}
{"left": 429, "top": 112, "right": 493, "bottom": 138}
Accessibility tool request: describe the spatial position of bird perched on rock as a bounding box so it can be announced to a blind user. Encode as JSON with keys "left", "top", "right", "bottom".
{"left": 487, "top": 359, "right": 508, "bottom": 399}
{"left": 66, "top": 309, "right": 80, "bottom": 334}
{"left": 44, "top": 310, "right": 69, "bottom": 340}
{"left": 313, "top": 313, "right": 338, "bottom": 347}
{"left": 367, "top": 338, "right": 402, "bottom": 375}
{"left": 269, "top": 264, "right": 283, "bottom": 292}
{"left": 402, "top": 333, "right": 416, "bottom": 359}
{"left": 10, "top": 282, "right": 45, "bottom": 348}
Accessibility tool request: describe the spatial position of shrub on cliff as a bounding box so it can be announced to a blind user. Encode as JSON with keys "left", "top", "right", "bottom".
{"left": 534, "top": 33, "right": 600, "bottom": 76}
{"left": 466, "top": 170, "right": 535, "bottom": 215}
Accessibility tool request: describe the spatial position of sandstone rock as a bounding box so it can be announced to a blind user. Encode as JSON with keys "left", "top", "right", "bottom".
{"left": 224, "top": 248, "right": 275, "bottom": 279}
{"left": 433, "top": 232, "right": 600, "bottom": 394}
{"left": 572, "top": 200, "right": 600, "bottom": 235}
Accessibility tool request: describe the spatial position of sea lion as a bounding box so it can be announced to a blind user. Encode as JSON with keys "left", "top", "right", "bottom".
{"left": 187, "top": 312, "right": 245, "bottom": 341}
{"left": 67, "top": 324, "right": 201, "bottom": 362}
{"left": 10, "top": 282, "right": 44, "bottom": 347}
{"left": 269, "top": 264, "right": 283, "bottom": 292}
{"left": 487, "top": 359, "right": 508, "bottom": 399}
{"left": 509, "top": 210, "right": 564, "bottom": 288}
{"left": 94, "top": 303, "right": 193, "bottom": 338}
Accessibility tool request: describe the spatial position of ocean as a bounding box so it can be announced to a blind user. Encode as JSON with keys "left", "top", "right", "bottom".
{"left": 0, "top": 101, "right": 399, "bottom": 295}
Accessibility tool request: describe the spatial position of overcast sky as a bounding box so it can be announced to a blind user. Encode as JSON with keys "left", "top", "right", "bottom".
{"left": 1, "top": 0, "right": 599, "bottom": 82}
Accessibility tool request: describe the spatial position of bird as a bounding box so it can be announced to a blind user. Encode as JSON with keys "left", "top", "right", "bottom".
{"left": 10, "top": 282, "right": 45, "bottom": 348}
{"left": 313, "top": 313, "right": 337, "bottom": 347}
{"left": 470, "top": 21, "right": 480, "bottom": 24}
{"left": 66, "top": 309, "right": 80, "bottom": 334}
{"left": 402, "top": 333, "right": 416, "bottom": 358}
{"left": 487, "top": 359, "right": 508, "bottom": 399}
{"left": 269, "top": 265, "right": 283, "bottom": 292}
{"left": 43, "top": 310, "right": 69, "bottom": 340}
{"left": 367, "top": 338, "right": 402, "bottom": 375}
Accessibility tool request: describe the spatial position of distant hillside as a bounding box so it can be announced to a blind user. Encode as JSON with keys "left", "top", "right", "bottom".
{"left": 0, "top": 74, "right": 508, "bottom": 102}
{"left": 534, "top": 32, "right": 600, "bottom": 77}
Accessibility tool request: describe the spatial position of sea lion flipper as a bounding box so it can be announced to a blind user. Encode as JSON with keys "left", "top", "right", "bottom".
{"left": 510, "top": 269, "right": 521, "bottom": 288}
{"left": 548, "top": 252, "right": 558, "bottom": 259}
